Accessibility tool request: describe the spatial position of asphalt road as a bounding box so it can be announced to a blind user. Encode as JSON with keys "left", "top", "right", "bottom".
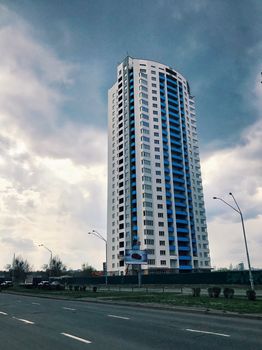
{"left": 0, "top": 293, "right": 261, "bottom": 350}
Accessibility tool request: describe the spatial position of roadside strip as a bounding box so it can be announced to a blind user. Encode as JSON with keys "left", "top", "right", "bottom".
{"left": 3, "top": 290, "right": 262, "bottom": 321}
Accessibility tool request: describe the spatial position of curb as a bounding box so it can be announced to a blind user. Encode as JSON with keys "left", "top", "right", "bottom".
{"left": 2, "top": 290, "right": 262, "bottom": 321}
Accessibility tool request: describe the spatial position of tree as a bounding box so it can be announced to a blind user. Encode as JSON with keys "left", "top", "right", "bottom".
{"left": 6, "top": 255, "right": 31, "bottom": 282}
{"left": 81, "top": 263, "right": 96, "bottom": 276}
{"left": 43, "top": 256, "right": 66, "bottom": 277}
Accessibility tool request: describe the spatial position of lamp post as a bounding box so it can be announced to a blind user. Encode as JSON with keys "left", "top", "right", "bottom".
{"left": 39, "top": 244, "right": 53, "bottom": 276}
{"left": 88, "top": 230, "right": 108, "bottom": 285}
{"left": 213, "top": 192, "right": 254, "bottom": 291}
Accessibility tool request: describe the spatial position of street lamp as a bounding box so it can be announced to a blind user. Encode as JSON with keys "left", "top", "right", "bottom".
{"left": 39, "top": 244, "right": 53, "bottom": 275}
{"left": 213, "top": 192, "right": 254, "bottom": 291}
{"left": 88, "top": 230, "right": 108, "bottom": 285}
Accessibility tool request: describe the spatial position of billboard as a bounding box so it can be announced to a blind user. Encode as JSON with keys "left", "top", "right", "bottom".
{"left": 124, "top": 249, "right": 148, "bottom": 265}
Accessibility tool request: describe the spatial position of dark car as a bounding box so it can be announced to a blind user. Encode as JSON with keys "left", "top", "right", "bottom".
{"left": 50, "top": 281, "right": 65, "bottom": 290}
{"left": 37, "top": 281, "right": 51, "bottom": 290}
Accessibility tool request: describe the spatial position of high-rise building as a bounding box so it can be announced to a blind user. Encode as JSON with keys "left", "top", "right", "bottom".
{"left": 107, "top": 57, "right": 211, "bottom": 275}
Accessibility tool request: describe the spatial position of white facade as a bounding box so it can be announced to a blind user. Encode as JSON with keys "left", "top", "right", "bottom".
{"left": 107, "top": 57, "right": 210, "bottom": 275}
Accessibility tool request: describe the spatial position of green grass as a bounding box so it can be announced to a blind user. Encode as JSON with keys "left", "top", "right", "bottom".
{"left": 4, "top": 287, "right": 262, "bottom": 314}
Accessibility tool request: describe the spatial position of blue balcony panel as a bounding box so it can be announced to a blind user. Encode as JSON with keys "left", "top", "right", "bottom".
{"left": 168, "top": 227, "right": 174, "bottom": 233}
{"left": 177, "top": 236, "right": 189, "bottom": 242}
{"left": 169, "top": 245, "right": 176, "bottom": 251}
{"left": 176, "top": 219, "right": 188, "bottom": 225}
{"left": 133, "top": 235, "right": 138, "bottom": 240}
{"left": 178, "top": 246, "right": 190, "bottom": 251}
{"left": 179, "top": 256, "right": 191, "bottom": 261}
{"left": 175, "top": 202, "right": 186, "bottom": 208}
{"left": 168, "top": 236, "right": 175, "bottom": 241}
{"left": 177, "top": 227, "right": 189, "bottom": 233}
{"left": 176, "top": 210, "right": 187, "bottom": 216}
{"left": 174, "top": 194, "right": 186, "bottom": 199}
{"left": 179, "top": 265, "right": 192, "bottom": 270}
{"left": 174, "top": 185, "right": 185, "bottom": 191}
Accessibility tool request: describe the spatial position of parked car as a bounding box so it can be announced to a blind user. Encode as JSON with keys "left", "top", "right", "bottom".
{"left": 50, "top": 281, "right": 65, "bottom": 291}
{"left": 37, "top": 281, "right": 51, "bottom": 290}
{"left": 1, "top": 281, "right": 13, "bottom": 289}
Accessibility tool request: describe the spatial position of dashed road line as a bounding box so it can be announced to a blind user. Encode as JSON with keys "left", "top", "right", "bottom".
{"left": 108, "top": 314, "right": 130, "bottom": 320}
{"left": 13, "top": 317, "right": 35, "bottom": 325}
{"left": 0, "top": 311, "right": 8, "bottom": 315}
{"left": 62, "top": 307, "right": 76, "bottom": 311}
{"left": 61, "top": 332, "right": 92, "bottom": 344}
{"left": 185, "top": 328, "right": 230, "bottom": 337}
{"left": 32, "top": 302, "right": 41, "bottom": 305}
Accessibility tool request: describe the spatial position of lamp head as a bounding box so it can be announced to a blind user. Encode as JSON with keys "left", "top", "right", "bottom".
{"left": 229, "top": 192, "right": 232, "bottom": 196}
{"left": 213, "top": 196, "right": 217, "bottom": 199}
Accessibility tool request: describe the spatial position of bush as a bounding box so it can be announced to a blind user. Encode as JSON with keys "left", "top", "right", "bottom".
{"left": 68, "top": 285, "right": 73, "bottom": 291}
{"left": 207, "top": 287, "right": 221, "bottom": 298}
{"left": 74, "top": 285, "right": 80, "bottom": 291}
{"left": 192, "top": 287, "right": 201, "bottom": 297}
{"left": 246, "top": 289, "right": 256, "bottom": 301}
{"left": 223, "top": 288, "right": 234, "bottom": 299}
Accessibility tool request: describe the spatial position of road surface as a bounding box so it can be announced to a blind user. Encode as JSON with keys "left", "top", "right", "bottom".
{"left": 0, "top": 293, "right": 261, "bottom": 349}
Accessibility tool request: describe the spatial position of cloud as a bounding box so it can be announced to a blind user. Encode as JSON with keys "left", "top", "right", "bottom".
{"left": 0, "top": 5, "right": 107, "bottom": 270}
{"left": 202, "top": 72, "right": 262, "bottom": 268}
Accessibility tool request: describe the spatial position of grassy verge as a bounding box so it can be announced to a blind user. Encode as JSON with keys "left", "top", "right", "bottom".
{"left": 3, "top": 287, "right": 262, "bottom": 314}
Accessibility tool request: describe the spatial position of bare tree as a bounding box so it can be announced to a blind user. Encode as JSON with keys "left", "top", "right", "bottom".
{"left": 81, "top": 262, "right": 96, "bottom": 276}
{"left": 6, "top": 255, "right": 31, "bottom": 282}
{"left": 43, "top": 256, "right": 66, "bottom": 277}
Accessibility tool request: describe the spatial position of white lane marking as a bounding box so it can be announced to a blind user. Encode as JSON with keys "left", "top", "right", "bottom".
{"left": 185, "top": 328, "right": 230, "bottom": 337}
{"left": 32, "top": 302, "right": 40, "bottom": 305}
{"left": 0, "top": 311, "right": 8, "bottom": 315}
{"left": 62, "top": 307, "right": 76, "bottom": 311}
{"left": 108, "top": 314, "right": 130, "bottom": 320}
{"left": 13, "top": 317, "right": 35, "bottom": 325}
{"left": 61, "top": 333, "right": 92, "bottom": 344}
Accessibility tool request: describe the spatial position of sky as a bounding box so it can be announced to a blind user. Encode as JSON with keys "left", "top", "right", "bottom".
{"left": 0, "top": 0, "right": 261, "bottom": 271}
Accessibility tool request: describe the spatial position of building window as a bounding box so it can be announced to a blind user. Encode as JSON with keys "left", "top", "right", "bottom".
{"left": 160, "top": 260, "right": 166, "bottom": 265}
